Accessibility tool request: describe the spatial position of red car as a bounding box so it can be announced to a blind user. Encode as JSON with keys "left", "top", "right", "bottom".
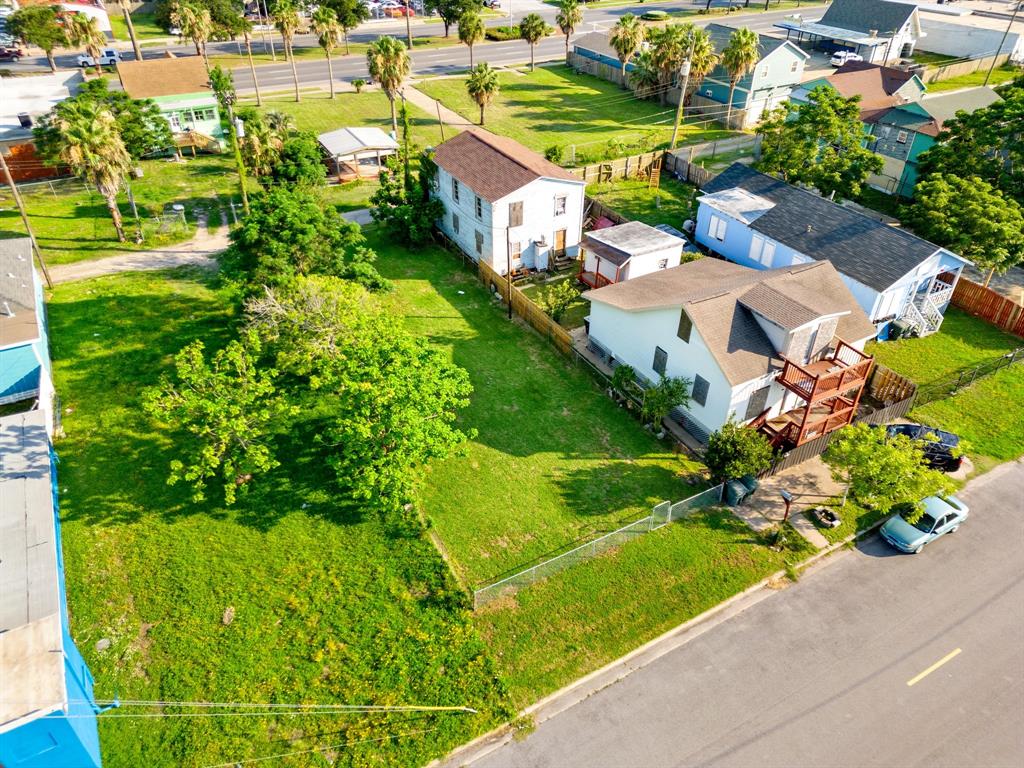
{"left": 383, "top": 5, "right": 414, "bottom": 16}
{"left": 0, "top": 47, "right": 25, "bottom": 63}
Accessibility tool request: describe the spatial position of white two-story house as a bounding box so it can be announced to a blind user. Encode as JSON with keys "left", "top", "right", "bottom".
{"left": 431, "top": 130, "right": 586, "bottom": 274}
{"left": 695, "top": 163, "right": 970, "bottom": 339}
{"left": 584, "top": 258, "right": 877, "bottom": 446}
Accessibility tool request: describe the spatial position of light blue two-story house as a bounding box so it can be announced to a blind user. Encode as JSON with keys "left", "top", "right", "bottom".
{"left": 0, "top": 410, "right": 104, "bottom": 768}
{"left": 695, "top": 164, "right": 970, "bottom": 338}
{"left": 0, "top": 238, "right": 54, "bottom": 434}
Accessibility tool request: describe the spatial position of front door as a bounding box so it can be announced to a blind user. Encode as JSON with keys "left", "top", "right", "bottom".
{"left": 554, "top": 228, "right": 566, "bottom": 257}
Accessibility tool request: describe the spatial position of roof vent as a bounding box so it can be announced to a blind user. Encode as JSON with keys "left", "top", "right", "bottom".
{"left": 869, "top": 29, "right": 878, "bottom": 38}
{"left": 806, "top": 224, "right": 813, "bottom": 233}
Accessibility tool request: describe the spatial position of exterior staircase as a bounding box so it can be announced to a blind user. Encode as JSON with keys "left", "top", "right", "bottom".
{"left": 899, "top": 281, "right": 953, "bottom": 337}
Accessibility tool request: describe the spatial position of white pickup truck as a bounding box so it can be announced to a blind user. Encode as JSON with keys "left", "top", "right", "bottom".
{"left": 77, "top": 48, "right": 122, "bottom": 67}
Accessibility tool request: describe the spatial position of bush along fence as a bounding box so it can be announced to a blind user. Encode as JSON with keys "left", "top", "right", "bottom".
{"left": 951, "top": 277, "right": 1024, "bottom": 338}
{"left": 472, "top": 484, "right": 725, "bottom": 609}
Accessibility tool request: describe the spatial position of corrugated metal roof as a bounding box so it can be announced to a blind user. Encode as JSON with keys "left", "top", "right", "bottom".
{"left": 317, "top": 126, "right": 399, "bottom": 158}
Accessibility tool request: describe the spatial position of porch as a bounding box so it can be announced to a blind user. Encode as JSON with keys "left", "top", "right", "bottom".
{"left": 578, "top": 270, "right": 613, "bottom": 290}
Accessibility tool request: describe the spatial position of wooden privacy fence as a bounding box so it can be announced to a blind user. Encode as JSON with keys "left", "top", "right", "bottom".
{"left": 867, "top": 363, "right": 917, "bottom": 405}
{"left": 476, "top": 258, "right": 574, "bottom": 356}
{"left": 663, "top": 154, "right": 715, "bottom": 188}
{"left": 951, "top": 277, "right": 1024, "bottom": 338}
{"left": 585, "top": 196, "right": 632, "bottom": 225}
{"left": 569, "top": 151, "right": 664, "bottom": 185}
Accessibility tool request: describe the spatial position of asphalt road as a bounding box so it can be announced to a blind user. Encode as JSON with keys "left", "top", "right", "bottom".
{"left": 473, "top": 460, "right": 1024, "bottom": 768}
{"left": 11, "top": 2, "right": 821, "bottom": 85}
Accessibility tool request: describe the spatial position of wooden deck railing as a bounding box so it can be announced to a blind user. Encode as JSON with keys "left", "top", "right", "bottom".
{"left": 777, "top": 340, "right": 874, "bottom": 404}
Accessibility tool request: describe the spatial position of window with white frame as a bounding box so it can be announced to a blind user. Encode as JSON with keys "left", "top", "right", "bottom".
{"left": 896, "top": 130, "right": 909, "bottom": 144}
{"left": 708, "top": 214, "right": 727, "bottom": 242}
{"left": 452, "top": 177, "right": 460, "bottom": 202}
{"left": 452, "top": 213, "right": 460, "bottom": 234}
{"left": 510, "top": 240, "right": 522, "bottom": 261}
{"left": 554, "top": 195, "right": 567, "bottom": 215}
{"left": 749, "top": 234, "right": 776, "bottom": 266}
{"left": 168, "top": 112, "right": 182, "bottom": 131}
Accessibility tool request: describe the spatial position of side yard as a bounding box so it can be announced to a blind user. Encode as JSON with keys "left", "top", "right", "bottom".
{"left": 416, "top": 65, "right": 736, "bottom": 163}
{"left": 50, "top": 269, "right": 511, "bottom": 768}
{"left": 586, "top": 174, "right": 699, "bottom": 228}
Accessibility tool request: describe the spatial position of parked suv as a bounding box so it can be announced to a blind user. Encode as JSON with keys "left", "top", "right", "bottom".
{"left": 830, "top": 50, "right": 864, "bottom": 67}
{"left": 77, "top": 48, "right": 122, "bottom": 67}
{"left": 0, "top": 45, "right": 24, "bottom": 62}
{"left": 885, "top": 423, "right": 963, "bottom": 472}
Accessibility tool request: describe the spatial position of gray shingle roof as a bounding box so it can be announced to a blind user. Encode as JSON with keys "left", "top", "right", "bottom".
{"left": 584, "top": 258, "right": 876, "bottom": 385}
{"left": 0, "top": 237, "right": 40, "bottom": 348}
{"left": 819, "top": 0, "right": 917, "bottom": 35}
{"left": 704, "top": 23, "right": 790, "bottom": 59}
{"left": 701, "top": 164, "right": 945, "bottom": 292}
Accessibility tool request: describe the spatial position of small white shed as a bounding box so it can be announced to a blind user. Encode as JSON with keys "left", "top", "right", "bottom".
{"left": 318, "top": 127, "right": 399, "bottom": 180}
{"left": 580, "top": 221, "right": 686, "bottom": 289}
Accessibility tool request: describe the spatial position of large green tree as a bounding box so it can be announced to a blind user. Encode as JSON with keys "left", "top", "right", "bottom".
{"left": 902, "top": 174, "right": 1024, "bottom": 286}
{"left": 824, "top": 423, "right": 955, "bottom": 515}
{"left": 519, "top": 13, "right": 548, "bottom": 72}
{"left": 223, "top": 185, "right": 387, "bottom": 291}
{"left": 466, "top": 61, "right": 500, "bottom": 125}
{"left": 609, "top": 13, "right": 644, "bottom": 85}
{"left": 424, "top": 0, "right": 481, "bottom": 38}
{"left": 246, "top": 277, "right": 475, "bottom": 520}
{"left": 271, "top": 0, "right": 302, "bottom": 102}
{"left": 6, "top": 6, "right": 64, "bottom": 72}
{"left": 757, "top": 85, "right": 884, "bottom": 198}
{"left": 367, "top": 36, "right": 411, "bottom": 134}
{"left": 270, "top": 133, "right": 327, "bottom": 187}
{"left": 555, "top": 0, "right": 583, "bottom": 60}
{"left": 170, "top": 0, "right": 214, "bottom": 68}
{"left": 143, "top": 334, "right": 297, "bottom": 506}
{"left": 322, "top": 0, "right": 370, "bottom": 54}
{"left": 63, "top": 13, "right": 107, "bottom": 76}
{"left": 721, "top": 27, "right": 760, "bottom": 126}
{"left": 311, "top": 5, "right": 343, "bottom": 99}
{"left": 917, "top": 83, "right": 1024, "bottom": 206}
{"left": 457, "top": 8, "right": 485, "bottom": 67}
{"left": 154, "top": 0, "right": 243, "bottom": 38}
{"left": 75, "top": 79, "right": 174, "bottom": 160}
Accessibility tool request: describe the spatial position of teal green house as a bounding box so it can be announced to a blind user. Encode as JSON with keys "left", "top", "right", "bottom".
{"left": 117, "top": 56, "right": 225, "bottom": 153}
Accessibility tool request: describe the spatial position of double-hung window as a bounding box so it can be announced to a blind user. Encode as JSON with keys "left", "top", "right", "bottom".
{"left": 554, "top": 195, "right": 567, "bottom": 216}
{"left": 749, "top": 234, "right": 776, "bottom": 267}
{"left": 475, "top": 195, "right": 483, "bottom": 219}
{"left": 452, "top": 177, "right": 460, "bottom": 202}
{"left": 708, "top": 214, "right": 727, "bottom": 242}
{"left": 652, "top": 346, "right": 668, "bottom": 376}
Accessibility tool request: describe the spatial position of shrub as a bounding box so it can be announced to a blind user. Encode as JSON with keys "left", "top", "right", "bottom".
{"left": 610, "top": 364, "right": 637, "bottom": 396}
{"left": 485, "top": 25, "right": 520, "bottom": 41}
{"left": 641, "top": 375, "right": 691, "bottom": 428}
{"left": 535, "top": 279, "right": 580, "bottom": 322}
{"left": 352, "top": 78, "right": 366, "bottom": 93}
{"left": 704, "top": 419, "right": 774, "bottom": 483}
{"left": 544, "top": 144, "right": 564, "bottom": 163}
{"left": 641, "top": 10, "right": 668, "bottom": 20}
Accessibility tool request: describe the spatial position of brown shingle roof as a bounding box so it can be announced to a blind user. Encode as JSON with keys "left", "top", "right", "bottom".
{"left": 585, "top": 259, "right": 876, "bottom": 385}
{"left": 432, "top": 129, "right": 583, "bottom": 202}
{"left": 117, "top": 56, "right": 213, "bottom": 99}
{"left": 828, "top": 61, "right": 921, "bottom": 118}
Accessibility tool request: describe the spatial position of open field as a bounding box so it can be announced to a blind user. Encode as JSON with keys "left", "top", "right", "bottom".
{"left": 49, "top": 267, "right": 510, "bottom": 768}
{"left": 110, "top": 11, "right": 168, "bottom": 41}
{"left": 1, "top": 154, "right": 247, "bottom": 265}
{"left": 416, "top": 65, "right": 736, "bottom": 163}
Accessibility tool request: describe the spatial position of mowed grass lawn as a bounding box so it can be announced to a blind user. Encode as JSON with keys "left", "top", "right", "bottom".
{"left": 867, "top": 308, "right": 1022, "bottom": 384}
{"left": 49, "top": 269, "right": 510, "bottom": 768}
{"left": 926, "top": 65, "right": 1021, "bottom": 93}
{"left": 0, "top": 154, "right": 245, "bottom": 265}
{"left": 368, "top": 229, "right": 705, "bottom": 585}
{"left": 416, "top": 65, "right": 736, "bottom": 161}
{"left": 586, "top": 174, "right": 699, "bottom": 229}
{"left": 366, "top": 229, "right": 812, "bottom": 707}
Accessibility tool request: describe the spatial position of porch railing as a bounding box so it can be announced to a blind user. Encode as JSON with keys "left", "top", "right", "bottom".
{"left": 777, "top": 342, "right": 873, "bottom": 405}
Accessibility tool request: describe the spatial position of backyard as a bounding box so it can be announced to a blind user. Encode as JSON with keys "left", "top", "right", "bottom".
{"left": 518, "top": 273, "right": 590, "bottom": 330}
{"left": 925, "top": 64, "right": 1021, "bottom": 93}
{"left": 586, "top": 173, "right": 699, "bottom": 229}
{"left": 415, "top": 65, "right": 736, "bottom": 163}
{"left": 0, "top": 154, "right": 246, "bottom": 265}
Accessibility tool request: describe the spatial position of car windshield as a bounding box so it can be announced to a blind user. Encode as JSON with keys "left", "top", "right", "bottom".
{"left": 901, "top": 510, "right": 937, "bottom": 533}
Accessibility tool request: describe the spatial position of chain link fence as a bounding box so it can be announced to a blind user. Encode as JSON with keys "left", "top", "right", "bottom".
{"left": 915, "top": 347, "right": 1023, "bottom": 407}
{"left": 473, "top": 484, "right": 724, "bottom": 609}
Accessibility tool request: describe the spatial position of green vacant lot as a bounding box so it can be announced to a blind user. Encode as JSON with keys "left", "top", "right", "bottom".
{"left": 926, "top": 64, "right": 1020, "bottom": 93}
{"left": 416, "top": 65, "right": 735, "bottom": 163}
{"left": 0, "top": 155, "right": 244, "bottom": 265}
{"left": 50, "top": 268, "right": 510, "bottom": 768}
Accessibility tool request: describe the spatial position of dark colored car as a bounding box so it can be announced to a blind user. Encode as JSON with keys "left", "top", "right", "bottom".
{"left": 0, "top": 47, "right": 25, "bottom": 63}
{"left": 886, "top": 423, "right": 963, "bottom": 472}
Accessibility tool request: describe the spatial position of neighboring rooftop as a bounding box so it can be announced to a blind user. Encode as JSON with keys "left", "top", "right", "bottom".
{"left": 696, "top": 188, "right": 776, "bottom": 225}
{"left": 585, "top": 259, "right": 876, "bottom": 384}
{"left": 920, "top": 85, "right": 1002, "bottom": 129}
{"left": 317, "top": 126, "right": 398, "bottom": 158}
{"left": 831, "top": 60, "right": 922, "bottom": 102}
{"left": 0, "top": 410, "right": 65, "bottom": 734}
{"left": 704, "top": 23, "right": 808, "bottom": 60}
{"left": 116, "top": 55, "right": 212, "bottom": 99}
{"left": 432, "top": 129, "right": 583, "bottom": 202}
{"left": 701, "top": 163, "right": 950, "bottom": 292}
{"left": 581, "top": 221, "right": 686, "bottom": 266}
{"left": 0, "top": 237, "right": 40, "bottom": 349}
{"left": 818, "top": 0, "right": 919, "bottom": 35}
{"left": 0, "top": 71, "right": 84, "bottom": 142}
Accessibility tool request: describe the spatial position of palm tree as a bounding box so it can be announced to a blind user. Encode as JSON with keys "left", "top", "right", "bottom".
{"left": 64, "top": 13, "right": 106, "bottom": 76}
{"left": 366, "top": 36, "right": 411, "bottom": 135}
{"left": 519, "top": 13, "right": 547, "bottom": 72}
{"left": 311, "top": 6, "right": 343, "bottom": 99}
{"left": 721, "top": 27, "right": 760, "bottom": 126}
{"left": 466, "top": 62, "right": 500, "bottom": 125}
{"left": 629, "top": 50, "right": 660, "bottom": 99}
{"left": 272, "top": 0, "right": 302, "bottom": 103}
{"left": 458, "top": 9, "right": 485, "bottom": 67}
{"left": 240, "top": 117, "right": 278, "bottom": 177}
{"left": 608, "top": 13, "right": 644, "bottom": 87}
{"left": 170, "top": 0, "right": 213, "bottom": 70}
{"left": 265, "top": 110, "right": 296, "bottom": 138}
{"left": 239, "top": 17, "right": 263, "bottom": 107}
{"left": 555, "top": 0, "right": 583, "bottom": 60}
{"left": 117, "top": 0, "right": 143, "bottom": 61}
{"left": 52, "top": 100, "right": 132, "bottom": 241}
{"left": 647, "top": 23, "right": 690, "bottom": 104}
{"left": 686, "top": 27, "right": 719, "bottom": 104}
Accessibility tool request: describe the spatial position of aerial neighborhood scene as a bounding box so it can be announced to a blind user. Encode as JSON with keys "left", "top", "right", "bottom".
{"left": 2, "top": 0, "right": 1023, "bottom": 763}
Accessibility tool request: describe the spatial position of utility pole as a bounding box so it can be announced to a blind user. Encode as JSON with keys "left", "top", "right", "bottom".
{"left": 506, "top": 227, "right": 513, "bottom": 320}
{"left": 669, "top": 38, "right": 695, "bottom": 150}
{"left": 224, "top": 100, "right": 250, "bottom": 215}
{"left": 0, "top": 150, "right": 53, "bottom": 288}
{"left": 984, "top": 2, "right": 1020, "bottom": 86}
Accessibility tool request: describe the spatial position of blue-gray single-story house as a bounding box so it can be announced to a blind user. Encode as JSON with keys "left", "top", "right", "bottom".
{"left": 0, "top": 410, "right": 104, "bottom": 768}
{"left": 0, "top": 238, "right": 54, "bottom": 433}
{"left": 695, "top": 163, "right": 970, "bottom": 338}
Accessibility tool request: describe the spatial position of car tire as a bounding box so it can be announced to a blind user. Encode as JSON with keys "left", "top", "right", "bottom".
{"left": 948, "top": 525, "right": 959, "bottom": 534}
{"left": 912, "top": 544, "right": 924, "bottom": 554}
{"left": 10, "top": 56, "right": 18, "bottom": 63}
